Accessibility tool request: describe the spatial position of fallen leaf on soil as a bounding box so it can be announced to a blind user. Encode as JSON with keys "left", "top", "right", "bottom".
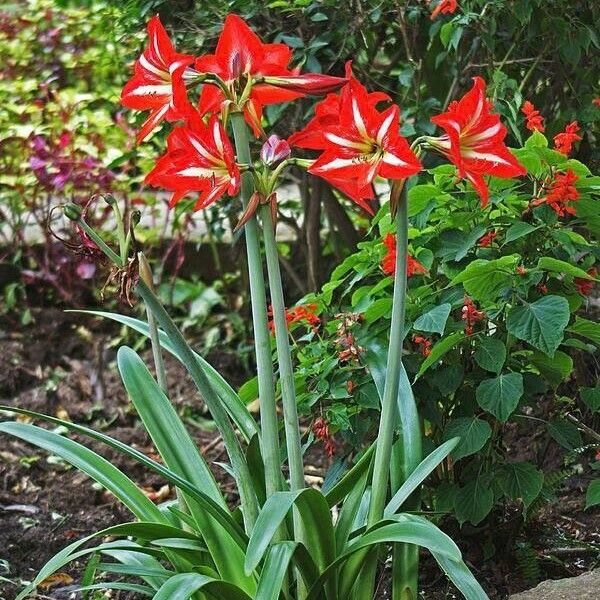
{"left": 142, "top": 484, "right": 171, "bottom": 503}
{"left": 38, "top": 572, "right": 73, "bottom": 590}
{"left": 55, "top": 406, "right": 71, "bottom": 421}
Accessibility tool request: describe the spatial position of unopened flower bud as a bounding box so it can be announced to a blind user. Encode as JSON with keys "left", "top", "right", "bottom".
{"left": 130, "top": 210, "right": 141, "bottom": 226}
{"left": 63, "top": 203, "right": 82, "bottom": 221}
{"left": 260, "top": 135, "right": 291, "bottom": 166}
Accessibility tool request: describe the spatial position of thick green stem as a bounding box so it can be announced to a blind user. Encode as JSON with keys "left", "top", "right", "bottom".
{"left": 230, "top": 112, "right": 282, "bottom": 498}
{"left": 360, "top": 188, "right": 409, "bottom": 597}
{"left": 260, "top": 205, "right": 307, "bottom": 597}
{"left": 136, "top": 279, "right": 259, "bottom": 532}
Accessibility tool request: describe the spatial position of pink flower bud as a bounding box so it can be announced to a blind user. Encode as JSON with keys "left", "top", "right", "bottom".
{"left": 260, "top": 135, "right": 291, "bottom": 166}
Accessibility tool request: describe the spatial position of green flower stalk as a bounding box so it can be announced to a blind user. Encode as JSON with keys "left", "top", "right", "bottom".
{"left": 230, "top": 111, "right": 283, "bottom": 499}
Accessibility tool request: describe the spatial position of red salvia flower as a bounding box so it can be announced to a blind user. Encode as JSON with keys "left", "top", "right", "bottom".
{"left": 516, "top": 265, "right": 527, "bottom": 276}
{"left": 121, "top": 16, "right": 195, "bottom": 143}
{"left": 429, "top": 0, "right": 458, "bottom": 19}
{"left": 530, "top": 169, "right": 579, "bottom": 217}
{"left": 553, "top": 121, "right": 582, "bottom": 156}
{"left": 478, "top": 230, "right": 498, "bottom": 247}
{"left": 429, "top": 77, "right": 526, "bottom": 207}
{"left": 574, "top": 267, "right": 597, "bottom": 296}
{"left": 462, "top": 296, "right": 485, "bottom": 336}
{"left": 312, "top": 417, "right": 336, "bottom": 458}
{"left": 145, "top": 112, "right": 240, "bottom": 211}
{"left": 537, "top": 283, "right": 548, "bottom": 295}
{"left": 382, "top": 234, "right": 428, "bottom": 277}
{"left": 290, "top": 64, "right": 422, "bottom": 213}
{"left": 521, "top": 101, "right": 545, "bottom": 132}
{"left": 593, "top": 98, "right": 600, "bottom": 107}
{"left": 194, "top": 15, "right": 346, "bottom": 137}
{"left": 413, "top": 335, "right": 433, "bottom": 357}
{"left": 268, "top": 303, "right": 320, "bottom": 333}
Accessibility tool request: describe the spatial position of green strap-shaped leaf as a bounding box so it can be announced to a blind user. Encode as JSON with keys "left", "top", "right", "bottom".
{"left": 432, "top": 552, "right": 490, "bottom": 600}
{"left": 118, "top": 346, "right": 223, "bottom": 505}
{"left": 75, "top": 310, "right": 258, "bottom": 441}
{"left": 0, "top": 406, "right": 247, "bottom": 547}
{"left": 0, "top": 422, "right": 164, "bottom": 523}
{"left": 75, "top": 583, "right": 154, "bottom": 597}
{"left": 245, "top": 489, "right": 335, "bottom": 580}
{"left": 255, "top": 542, "right": 298, "bottom": 600}
{"left": 152, "top": 573, "right": 252, "bottom": 600}
{"left": 384, "top": 438, "right": 459, "bottom": 516}
{"left": 324, "top": 444, "right": 375, "bottom": 507}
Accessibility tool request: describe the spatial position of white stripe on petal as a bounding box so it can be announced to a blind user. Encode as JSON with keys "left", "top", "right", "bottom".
{"left": 467, "top": 122, "right": 503, "bottom": 142}
{"left": 190, "top": 137, "right": 219, "bottom": 164}
{"left": 139, "top": 54, "right": 167, "bottom": 79}
{"left": 177, "top": 167, "right": 219, "bottom": 178}
{"left": 352, "top": 98, "right": 368, "bottom": 138}
{"left": 324, "top": 132, "right": 370, "bottom": 151}
{"left": 314, "top": 157, "right": 359, "bottom": 172}
{"left": 212, "top": 120, "right": 224, "bottom": 155}
{"left": 382, "top": 152, "right": 409, "bottom": 167}
{"left": 127, "top": 84, "right": 171, "bottom": 97}
{"left": 376, "top": 110, "right": 396, "bottom": 144}
{"left": 462, "top": 149, "right": 511, "bottom": 165}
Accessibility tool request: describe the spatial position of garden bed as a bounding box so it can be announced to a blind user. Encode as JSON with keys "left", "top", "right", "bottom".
{"left": 1, "top": 308, "right": 597, "bottom": 600}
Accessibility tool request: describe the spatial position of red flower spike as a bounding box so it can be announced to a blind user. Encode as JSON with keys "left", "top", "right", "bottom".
{"left": 521, "top": 101, "right": 545, "bottom": 132}
{"left": 382, "top": 234, "right": 428, "bottom": 277}
{"left": 290, "top": 64, "right": 421, "bottom": 213}
{"left": 553, "top": 121, "right": 582, "bottom": 156}
{"left": 574, "top": 267, "right": 597, "bottom": 296}
{"left": 121, "top": 16, "right": 195, "bottom": 143}
{"left": 516, "top": 265, "right": 526, "bottom": 276}
{"left": 430, "top": 0, "right": 458, "bottom": 19}
{"left": 194, "top": 15, "right": 345, "bottom": 137}
{"left": 145, "top": 113, "right": 240, "bottom": 211}
{"left": 593, "top": 98, "right": 600, "bottom": 107}
{"left": 530, "top": 169, "right": 579, "bottom": 217}
{"left": 413, "top": 335, "right": 433, "bottom": 357}
{"left": 478, "top": 230, "right": 498, "bottom": 248}
{"left": 429, "top": 77, "right": 526, "bottom": 207}
{"left": 462, "top": 296, "right": 485, "bottom": 336}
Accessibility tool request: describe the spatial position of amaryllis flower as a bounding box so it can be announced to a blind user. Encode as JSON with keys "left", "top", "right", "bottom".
{"left": 382, "top": 234, "right": 428, "bottom": 277}
{"left": 121, "top": 16, "right": 195, "bottom": 143}
{"left": 145, "top": 113, "right": 240, "bottom": 211}
{"left": 521, "top": 101, "right": 545, "bottom": 132}
{"left": 531, "top": 168, "right": 579, "bottom": 217}
{"left": 553, "top": 121, "right": 581, "bottom": 156}
{"left": 260, "top": 135, "right": 291, "bottom": 166}
{"left": 194, "top": 15, "right": 346, "bottom": 136}
{"left": 290, "top": 64, "right": 422, "bottom": 213}
{"left": 429, "top": 0, "right": 458, "bottom": 19}
{"left": 428, "top": 77, "right": 526, "bottom": 207}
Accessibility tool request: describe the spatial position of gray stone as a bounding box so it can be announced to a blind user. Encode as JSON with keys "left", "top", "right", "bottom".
{"left": 509, "top": 570, "right": 600, "bottom": 600}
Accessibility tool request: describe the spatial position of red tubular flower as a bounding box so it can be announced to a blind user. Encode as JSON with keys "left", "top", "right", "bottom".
{"left": 382, "top": 234, "right": 428, "bottom": 277}
{"left": 429, "top": 77, "right": 526, "bottom": 207}
{"left": 413, "top": 335, "right": 433, "bottom": 357}
{"left": 593, "top": 98, "right": 600, "bottom": 107}
{"left": 530, "top": 169, "right": 579, "bottom": 217}
{"left": 430, "top": 0, "right": 458, "bottom": 19}
{"left": 145, "top": 113, "right": 240, "bottom": 211}
{"left": 462, "top": 296, "right": 485, "bottom": 336}
{"left": 194, "top": 15, "right": 346, "bottom": 137}
{"left": 553, "top": 121, "right": 582, "bottom": 156}
{"left": 121, "top": 16, "right": 195, "bottom": 143}
{"left": 521, "top": 101, "right": 545, "bottom": 132}
{"left": 574, "top": 267, "right": 597, "bottom": 296}
{"left": 290, "top": 64, "right": 422, "bottom": 213}
{"left": 478, "top": 230, "right": 498, "bottom": 248}
{"left": 268, "top": 303, "right": 320, "bottom": 333}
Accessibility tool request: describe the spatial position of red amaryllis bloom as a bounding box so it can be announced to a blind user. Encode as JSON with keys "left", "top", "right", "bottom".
{"left": 429, "top": 0, "right": 458, "bottom": 19}
{"left": 194, "top": 15, "right": 346, "bottom": 137}
{"left": 145, "top": 113, "right": 240, "bottom": 211}
{"left": 531, "top": 169, "right": 579, "bottom": 217}
{"left": 521, "top": 101, "right": 545, "bottom": 132}
{"left": 290, "top": 64, "right": 422, "bottom": 213}
{"left": 478, "top": 230, "right": 498, "bottom": 247}
{"left": 553, "top": 121, "right": 582, "bottom": 156}
{"left": 382, "top": 234, "right": 428, "bottom": 277}
{"left": 121, "top": 16, "right": 195, "bottom": 143}
{"left": 574, "top": 268, "right": 597, "bottom": 296}
{"left": 429, "top": 77, "right": 526, "bottom": 207}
